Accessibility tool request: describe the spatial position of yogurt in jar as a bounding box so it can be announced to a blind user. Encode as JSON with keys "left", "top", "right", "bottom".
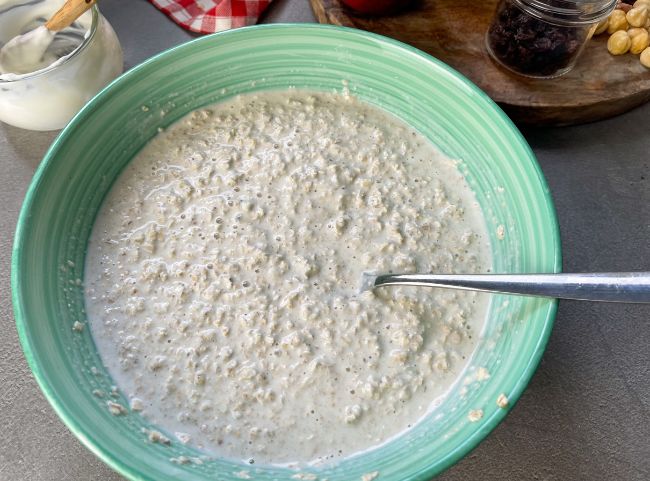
{"left": 84, "top": 90, "right": 492, "bottom": 466}
{"left": 0, "top": 0, "right": 122, "bottom": 130}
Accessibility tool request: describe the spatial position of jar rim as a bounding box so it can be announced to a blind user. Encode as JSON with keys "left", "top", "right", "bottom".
{"left": 0, "top": 4, "right": 98, "bottom": 83}
{"left": 514, "top": 0, "right": 617, "bottom": 26}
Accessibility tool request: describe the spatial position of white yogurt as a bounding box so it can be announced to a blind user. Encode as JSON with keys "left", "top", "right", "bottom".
{"left": 84, "top": 91, "right": 492, "bottom": 466}
{"left": 0, "top": 0, "right": 122, "bottom": 130}
{"left": 0, "top": 0, "right": 89, "bottom": 77}
{"left": 0, "top": 26, "right": 56, "bottom": 75}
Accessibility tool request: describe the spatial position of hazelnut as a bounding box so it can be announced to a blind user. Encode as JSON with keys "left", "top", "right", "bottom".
{"left": 641, "top": 46, "right": 650, "bottom": 67}
{"left": 608, "top": 10, "right": 629, "bottom": 33}
{"left": 595, "top": 18, "right": 609, "bottom": 35}
{"left": 626, "top": 7, "right": 648, "bottom": 27}
{"left": 607, "top": 30, "right": 632, "bottom": 54}
{"left": 628, "top": 27, "right": 650, "bottom": 53}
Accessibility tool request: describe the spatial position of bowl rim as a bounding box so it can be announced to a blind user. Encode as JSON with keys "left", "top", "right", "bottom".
{"left": 12, "top": 22, "right": 562, "bottom": 481}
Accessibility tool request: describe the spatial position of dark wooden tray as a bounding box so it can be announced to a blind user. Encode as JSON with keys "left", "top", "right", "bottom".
{"left": 310, "top": 0, "right": 650, "bottom": 125}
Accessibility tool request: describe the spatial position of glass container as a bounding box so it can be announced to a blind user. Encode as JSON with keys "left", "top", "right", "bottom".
{"left": 486, "top": 0, "right": 617, "bottom": 78}
{"left": 0, "top": 0, "right": 123, "bottom": 131}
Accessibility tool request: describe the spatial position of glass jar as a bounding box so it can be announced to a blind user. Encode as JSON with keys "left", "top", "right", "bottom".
{"left": 486, "top": 0, "right": 616, "bottom": 78}
{"left": 0, "top": 0, "right": 123, "bottom": 131}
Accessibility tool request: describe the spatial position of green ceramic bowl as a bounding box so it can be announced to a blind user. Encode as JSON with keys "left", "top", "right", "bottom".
{"left": 12, "top": 24, "right": 561, "bottom": 481}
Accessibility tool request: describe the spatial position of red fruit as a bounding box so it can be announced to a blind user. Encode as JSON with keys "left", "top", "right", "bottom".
{"left": 340, "top": 0, "right": 407, "bottom": 15}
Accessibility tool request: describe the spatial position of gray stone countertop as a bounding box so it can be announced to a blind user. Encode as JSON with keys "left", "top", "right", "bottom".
{"left": 1, "top": 0, "right": 648, "bottom": 479}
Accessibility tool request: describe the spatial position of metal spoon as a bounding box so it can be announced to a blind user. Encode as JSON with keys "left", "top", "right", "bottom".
{"left": 360, "top": 272, "right": 650, "bottom": 303}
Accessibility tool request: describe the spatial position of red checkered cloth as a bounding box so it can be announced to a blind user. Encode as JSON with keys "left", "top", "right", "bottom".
{"left": 150, "top": 0, "right": 274, "bottom": 34}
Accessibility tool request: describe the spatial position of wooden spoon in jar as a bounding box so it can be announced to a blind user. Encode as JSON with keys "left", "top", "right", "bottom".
{"left": 45, "top": 0, "right": 98, "bottom": 31}
{"left": 0, "top": 0, "right": 97, "bottom": 75}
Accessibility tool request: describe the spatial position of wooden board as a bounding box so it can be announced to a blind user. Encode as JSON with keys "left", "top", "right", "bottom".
{"left": 310, "top": 0, "right": 650, "bottom": 126}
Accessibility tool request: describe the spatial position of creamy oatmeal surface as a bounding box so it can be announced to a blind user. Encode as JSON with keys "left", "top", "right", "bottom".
{"left": 85, "top": 91, "right": 491, "bottom": 466}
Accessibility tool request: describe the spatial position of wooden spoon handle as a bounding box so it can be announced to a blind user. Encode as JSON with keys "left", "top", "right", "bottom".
{"left": 45, "top": 0, "right": 97, "bottom": 32}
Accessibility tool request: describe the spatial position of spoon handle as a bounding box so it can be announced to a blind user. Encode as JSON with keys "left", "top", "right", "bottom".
{"left": 372, "top": 272, "right": 650, "bottom": 303}
{"left": 45, "top": 0, "right": 96, "bottom": 32}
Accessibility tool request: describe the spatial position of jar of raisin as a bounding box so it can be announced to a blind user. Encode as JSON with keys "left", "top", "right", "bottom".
{"left": 486, "top": 0, "right": 616, "bottom": 78}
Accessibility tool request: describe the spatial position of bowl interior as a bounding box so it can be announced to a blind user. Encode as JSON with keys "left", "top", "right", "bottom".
{"left": 12, "top": 25, "right": 560, "bottom": 481}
